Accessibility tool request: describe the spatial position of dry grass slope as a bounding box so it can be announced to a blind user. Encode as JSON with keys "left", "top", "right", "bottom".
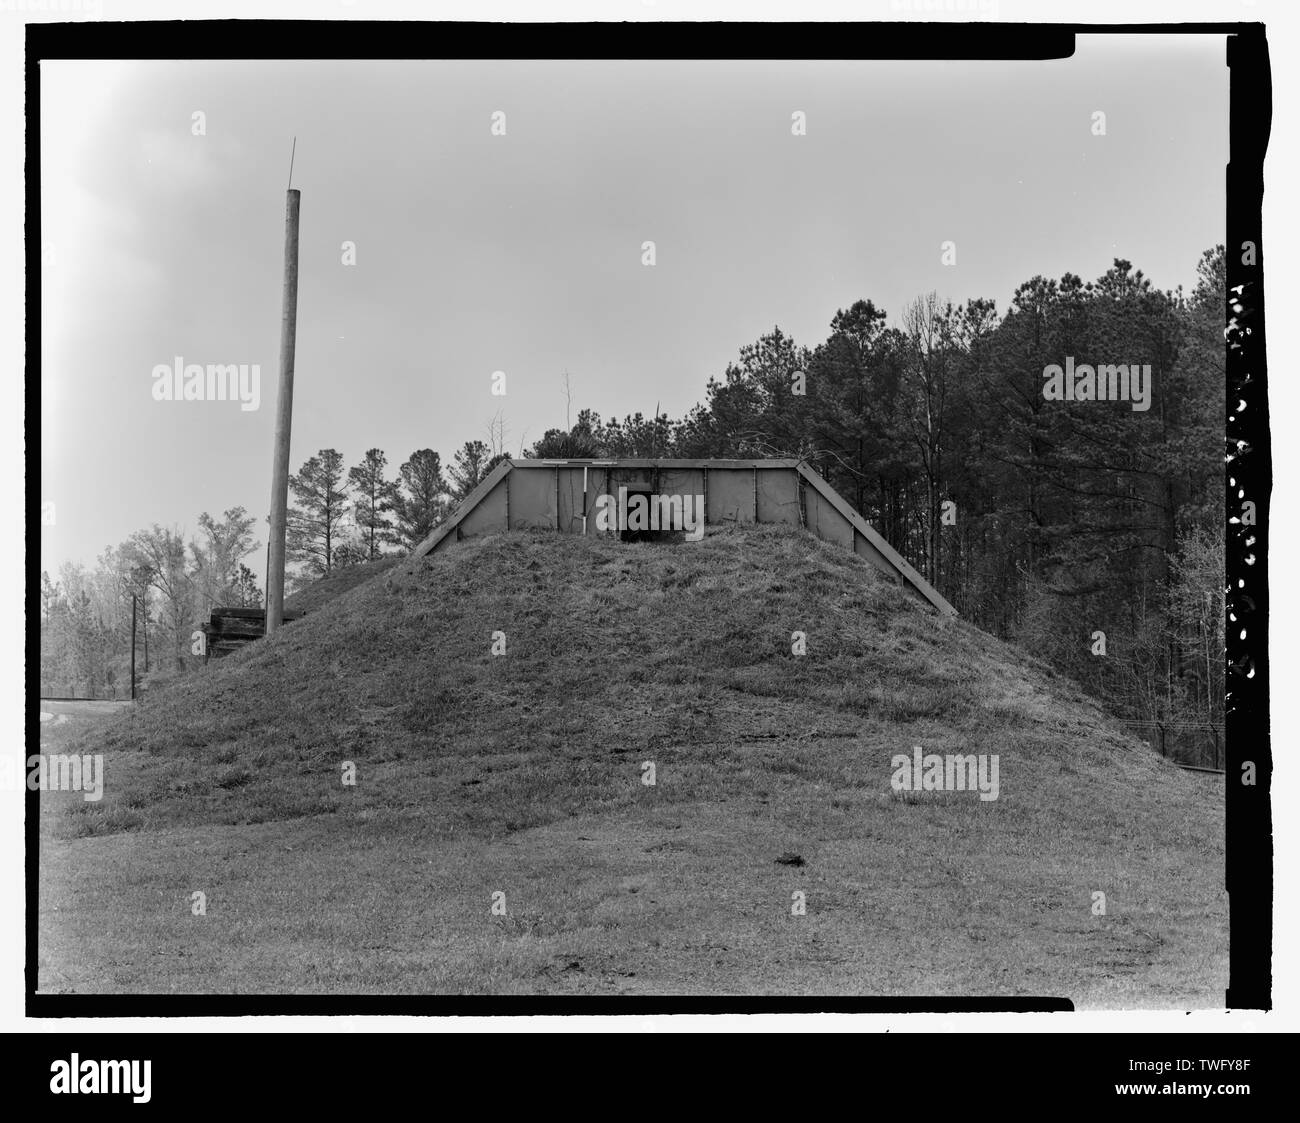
{"left": 283, "top": 556, "right": 402, "bottom": 615}
{"left": 38, "top": 526, "right": 1226, "bottom": 1003}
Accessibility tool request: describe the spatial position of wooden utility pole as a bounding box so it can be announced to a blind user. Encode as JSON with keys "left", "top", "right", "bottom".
{"left": 130, "top": 593, "right": 137, "bottom": 700}
{"left": 266, "top": 185, "right": 301, "bottom": 634}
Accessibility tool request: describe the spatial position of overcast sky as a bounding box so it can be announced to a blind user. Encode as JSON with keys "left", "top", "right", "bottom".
{"left": 39, "top": 37, "right": 1228, "bottom": 579}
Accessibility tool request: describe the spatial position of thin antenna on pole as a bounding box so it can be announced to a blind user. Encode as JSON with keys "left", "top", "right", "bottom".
{"left": 287, "top": 136, "right": 297, "bottom": 191}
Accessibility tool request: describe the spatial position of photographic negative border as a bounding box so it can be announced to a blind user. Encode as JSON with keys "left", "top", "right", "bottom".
{"left": 26, "top": 18, "right": 1271, "bottom": 1016}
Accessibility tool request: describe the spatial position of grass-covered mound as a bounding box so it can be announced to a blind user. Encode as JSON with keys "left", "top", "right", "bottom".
{"left": 38, "top": 526, "right": 1225, "bottom": 1003}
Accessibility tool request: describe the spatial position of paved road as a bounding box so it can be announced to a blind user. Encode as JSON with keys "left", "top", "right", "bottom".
{"left": 38, "top": 700, "right": 133, "bottom": 719}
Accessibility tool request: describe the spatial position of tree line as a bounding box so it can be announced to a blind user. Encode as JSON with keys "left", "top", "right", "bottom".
{"left": 524, "top": 249, "right": 1227, "bottom": 766}
{"left": 40, "top": 509, "right": 262, "bottom": 698}
{"left": 284, "top": 440, "right": 508, "bottom": 575}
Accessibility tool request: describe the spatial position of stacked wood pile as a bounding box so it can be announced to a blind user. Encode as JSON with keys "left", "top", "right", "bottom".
{"left": 201, "top": 607, "right": 302, "bottom": 661}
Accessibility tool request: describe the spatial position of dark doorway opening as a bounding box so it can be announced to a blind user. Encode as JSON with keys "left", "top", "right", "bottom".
{"left": 619, "top": 488, "right": 685, "bottom": 544}
{"left": 620, "top": 489, "right": 656, "bottom": 543}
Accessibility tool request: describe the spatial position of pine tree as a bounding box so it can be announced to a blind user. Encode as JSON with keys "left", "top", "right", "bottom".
{"left": 391, "top": 449, "right": 448, "bottom": 549}
{"left": 448, "top": 440, "right": 491, "bottom": 500}
{"left": 287, "top": 449, "right": 348, "bottom": 577}
{"left": 347, "top": 448, "right": 398, "bottom": 559}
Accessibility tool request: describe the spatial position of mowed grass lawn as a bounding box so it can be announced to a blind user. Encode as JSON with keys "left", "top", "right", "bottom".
{"left": 38, "top": 528, "right": 1227, "bottom": 1004}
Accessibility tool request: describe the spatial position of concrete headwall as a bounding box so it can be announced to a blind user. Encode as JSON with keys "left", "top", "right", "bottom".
{"left": 410, "top": 459, "right": 956, "bottom": 616}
